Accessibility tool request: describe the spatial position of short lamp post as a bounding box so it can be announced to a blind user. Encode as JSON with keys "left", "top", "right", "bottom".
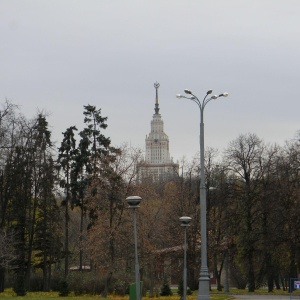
{"left": 126, "top": 196, "right": 142, "bottom": 300}
{"left": 179, "top": 216, "right": 192, "bottom": 300}
{"left": 176, "top": 89, "right": 228, "bottom": 300}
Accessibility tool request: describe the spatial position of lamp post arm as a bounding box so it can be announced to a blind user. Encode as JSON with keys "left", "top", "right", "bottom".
{"left": 204, "top": 97, "right": 213, "bottom": 108}
{"left": 189, "top": 95, "right": 201, "bottom": 110}
{"left": 203, "top": 95, "right": 218, "bottom": 108}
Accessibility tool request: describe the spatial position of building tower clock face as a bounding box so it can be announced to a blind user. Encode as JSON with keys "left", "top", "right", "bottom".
{"left": 154, "top": 139, "right": 158, "bottom": 143}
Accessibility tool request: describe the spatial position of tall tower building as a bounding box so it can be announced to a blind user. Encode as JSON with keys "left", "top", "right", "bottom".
{"left": 137, "top": 82, "right": 179, "bottom": 182}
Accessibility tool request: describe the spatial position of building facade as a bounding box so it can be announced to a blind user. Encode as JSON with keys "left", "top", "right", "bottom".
{"left": 137, "top": 82, "right": 179, "bottom": 182}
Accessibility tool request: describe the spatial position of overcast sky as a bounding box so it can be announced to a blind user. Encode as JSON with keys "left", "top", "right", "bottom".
{"left": 1, "top": 1, "right": 299, "bottom": 162}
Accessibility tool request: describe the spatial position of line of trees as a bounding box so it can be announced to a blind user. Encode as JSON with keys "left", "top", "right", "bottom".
{"left": 0, "top": 101, "right": 59, "bottom": 294}
{"left": 0, "top": 100, "right": 299, "bottom": 296}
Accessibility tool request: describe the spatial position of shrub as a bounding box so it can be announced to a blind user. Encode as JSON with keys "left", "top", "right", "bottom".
{"left": 160, "top": 279, "right": 172, "bottom": 296}
{"left": 58, "top": 280, "right": 70, "bottom": 297}
{"left": 27, "top": 272, "right": 43, "bottom": 291}
{"left": 67, "top": 271, "right": 106, "bottom": 295}
{"left": 177, "top": 279, "right": 192, "bottom": 298}
{"left": 113, "top": 279, "right": 130, "bottom": 296}
{"left": 13, "top": 274, "right": 26, "bottom": 296}
{"left": 50, "top": 271, "right": 64, "bottom": 292}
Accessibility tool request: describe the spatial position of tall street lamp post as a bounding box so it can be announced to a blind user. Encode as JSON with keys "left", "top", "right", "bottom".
{"left": 179, "top": 216, "right": 192, "bottom": 300}
{"left": 126, "top": 196, "right": 142, "bottom": 300}
{"left": 176, "top": 89, "right": 228, "bottom": 300}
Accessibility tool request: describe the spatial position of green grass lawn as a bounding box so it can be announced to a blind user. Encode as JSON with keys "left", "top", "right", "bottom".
{"left": 4, "top": 288, "right": 300, "bottom": 300}
{"left": 0, "top": 289, "right": 232, "bottom": 300}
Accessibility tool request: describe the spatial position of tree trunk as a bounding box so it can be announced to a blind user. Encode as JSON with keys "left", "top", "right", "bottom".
{"left": 0, "top": 267, "right": 5, "bottom": 292}
{"left": 274, "top": 276, "right": 280, "bottom": 290}
{"left": 101, "top": 272, "right": 112, "bottom": 297}
{"left": 79, "top": 195, "right": 84, "bottom": 271}
{"left": 247, "top": 250, "right": 255, "bottom": 292}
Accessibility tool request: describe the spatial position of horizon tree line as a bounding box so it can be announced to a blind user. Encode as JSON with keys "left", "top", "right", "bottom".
{"left": 0, "top": 99, "right": 299, "bottom": 295}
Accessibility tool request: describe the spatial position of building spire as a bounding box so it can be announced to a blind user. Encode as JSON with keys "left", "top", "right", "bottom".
{"left": 154, "top": 81, "right": 160, "bottom": 114}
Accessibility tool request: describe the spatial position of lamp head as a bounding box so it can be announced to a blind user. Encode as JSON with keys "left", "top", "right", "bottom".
{"left": 211, "top": 95, "right": 218, "bottom": 100}
{"left": 179, "top": 216, "right": 192, "bottom": 225}
{"left": 176, "top": 94, "right": 184, "bottom": 99}
{"left": 184, "top": 89, "right": 192, "bottom": 95}
{"left": 126, "top": 196, "right": 142, "bottom": 207}
{"left": 207, "top": 89, "right": 213, "bottom": 95}
{"left": 219, "top": 92, "right": 229, "bottom": 97}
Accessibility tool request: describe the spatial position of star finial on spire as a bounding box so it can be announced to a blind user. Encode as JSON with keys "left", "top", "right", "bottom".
{"left": 154, "top": 82, "right": 160, "bottom": 114}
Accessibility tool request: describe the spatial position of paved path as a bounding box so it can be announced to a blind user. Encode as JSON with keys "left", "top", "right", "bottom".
{"left": 232, "top": 295, "right": 300, "bottom": 300}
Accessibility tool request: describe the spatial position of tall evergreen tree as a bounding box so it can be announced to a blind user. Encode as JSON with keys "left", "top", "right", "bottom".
{"left": 57, "top": 126, "right": 78, "bottom": 278}
{"left": 31, "top": 114, "right": 59, "bottom": 291}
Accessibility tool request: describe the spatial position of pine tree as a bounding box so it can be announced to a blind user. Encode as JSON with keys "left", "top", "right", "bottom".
{"left": 57, "top": 126, "right": 78, "bottom": 278}
{"left": 160, "top": 278, "right": 172, "bottom": 296}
